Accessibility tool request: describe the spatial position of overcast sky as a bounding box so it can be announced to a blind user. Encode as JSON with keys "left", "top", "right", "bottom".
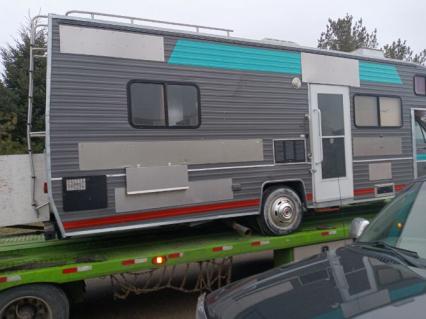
{"left": 1, "top": 0, "right": 424, "bottom": 63}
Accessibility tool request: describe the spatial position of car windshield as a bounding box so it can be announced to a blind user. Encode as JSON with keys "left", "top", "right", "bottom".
{"left": 359, "top": 181, "right": 426, "bottom": 259}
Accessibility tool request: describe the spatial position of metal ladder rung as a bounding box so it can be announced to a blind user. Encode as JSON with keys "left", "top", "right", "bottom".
{"left": 30, "top": 131, "right": 46, "bottom": 138}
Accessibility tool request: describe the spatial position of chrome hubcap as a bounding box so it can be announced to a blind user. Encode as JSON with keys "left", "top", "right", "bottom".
{"left": 271, "top": 197, "right": 295, "bottom": 227}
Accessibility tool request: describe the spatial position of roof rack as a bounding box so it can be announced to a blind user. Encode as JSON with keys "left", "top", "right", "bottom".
{"left": 65, "top": 10, "right": 234, "bottom": 37}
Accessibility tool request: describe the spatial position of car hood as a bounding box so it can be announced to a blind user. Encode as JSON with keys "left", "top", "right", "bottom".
{"left": 205, "top": 246, "right": 426, "bottom": 319}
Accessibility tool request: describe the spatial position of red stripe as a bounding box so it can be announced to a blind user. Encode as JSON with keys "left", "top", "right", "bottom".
{"left": 64, "top": 198, "right": 260, "bottom": 230}
{"left": 0, "top": 277, "right": 7, "bottom": 283}
{"left": 395, "top": 184, "right": 406, "bottom": 191}
{"left": 308, "top": 184, "right": 406, "bottom": 202}
{"left": 354, "top": 184, "right": 406, "bottom": 197}
{"left": 354, "top": 188, "right": 375, "bottom": 196}
{"left": 168, "top": 252, "right": 181, "bottom": 259}
{"left": 251, "top": 241, "right": 261, "bottom": 247}
{"left": 63, "top": 267, "right": 78, "bottom": 274}
{"left": 212, "top": 246, "right": 223, "bottom": 252}
{"left": 122, "top": 259, "right": 135, "bottom": 266}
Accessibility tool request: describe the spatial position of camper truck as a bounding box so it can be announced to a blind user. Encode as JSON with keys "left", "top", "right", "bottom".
{"left": 1, "top": 11, "right": 426, "bottom": 238}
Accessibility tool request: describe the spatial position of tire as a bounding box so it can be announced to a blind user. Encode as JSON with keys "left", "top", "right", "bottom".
{"left": 257, "top": 187, "right": 303, "bottom": 236}
{"left": 0, "top": 284, "right": 69, "bottom": 319}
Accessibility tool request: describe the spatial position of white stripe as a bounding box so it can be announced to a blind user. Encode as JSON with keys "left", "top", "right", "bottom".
{"left": 222, "top": 245, "right": 233, "bottom": 251}
{"left": 135, "top": 258, "right": 148, "bottom": 264}
{"left": 353, "top": 157, "right": 412, "bottom": 163}
{"left": 127, "top": 186, "right": 189, "bottom": 195}
{"left": 107, "top": 173, "right": 126, "bottom": 178}
{"left": 77, "top": 265, "right": 92, "bottom": 272}
{"left": 7, "top": 275, "right": 21, "bottom": 282}
{"left": 51, "top": 162, "right": 313, "bottom": 182}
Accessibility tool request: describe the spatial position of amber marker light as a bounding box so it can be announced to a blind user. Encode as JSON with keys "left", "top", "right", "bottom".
{"left": 152, "top": 256, "right": 166, "bottom": 265}
{"left": 397, "top": 223, "right": 404, "bottom": 230}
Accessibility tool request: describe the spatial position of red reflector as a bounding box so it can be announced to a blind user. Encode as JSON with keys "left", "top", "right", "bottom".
{"left": 212, "top": 246, "right": 223, "bottom": 252}
{"left": 122, "top": 259, "right": 135, "bottom": 266}
{"left": 168, "top": 252, "right": 181, "bottom": 259}
{"left": 63, "top": 267, "right": 78, "bottom": 274}
{"left": 43, "top": 182, "right": 48, "bottom": 194}
{"left": 251, "top": 241, "right": 261, "bottom": 247}
{"left": 395, "top": 184, "right": 406, "bottom": 191}
{"left": 0, "top": 277, "right": 6, "bottom": 283}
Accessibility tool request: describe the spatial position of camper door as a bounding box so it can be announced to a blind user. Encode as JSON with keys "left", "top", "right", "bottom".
{"left": 309, "top": 85, "right": 354, "bottom": 203}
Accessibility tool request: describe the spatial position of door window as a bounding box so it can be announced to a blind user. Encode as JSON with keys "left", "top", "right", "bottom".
{"left": 318, "top": 93, "right": 346, "bottom": 179}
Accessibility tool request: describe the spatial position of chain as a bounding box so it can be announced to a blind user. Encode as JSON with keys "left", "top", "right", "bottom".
{"left": 110, "top": 257, "right": 232, "bottom": 300}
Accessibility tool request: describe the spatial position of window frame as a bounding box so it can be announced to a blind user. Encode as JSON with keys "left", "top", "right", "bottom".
{"left": 414, "top": 75, "right": 426, "bottom": 97}
{"left": 353, "top": 93, "right": 403, "bottom": 129}
{"left": 127, "top": 79, "right": 201, "bottom": 129}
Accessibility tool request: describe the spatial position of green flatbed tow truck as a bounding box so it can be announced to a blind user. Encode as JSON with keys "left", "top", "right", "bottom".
{"left": 0, "top": 208, "right": 380, "bottom": 318}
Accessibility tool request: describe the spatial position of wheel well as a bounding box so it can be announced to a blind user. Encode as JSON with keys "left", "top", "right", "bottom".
{"left": 262, "top": 181, "right": 307, "bottom": 209}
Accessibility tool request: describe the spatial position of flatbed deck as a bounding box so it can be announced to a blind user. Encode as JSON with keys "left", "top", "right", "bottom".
{"left": 0, "top": 208, "right": 380, "bottom": 291}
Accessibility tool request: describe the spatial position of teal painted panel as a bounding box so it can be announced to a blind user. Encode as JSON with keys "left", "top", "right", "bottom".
{"left": 389, "top": 282, "right": 426, "bottom": 302}
{"left": 417, "top": 154, "right": 426, "bottom": 161}
{"left": 359, "top": 61, "right": 402, "bottom": 84}
{"left": 168, "top": 39, "right": 301, "bottom": 74}
{"left": 312, "top": 308, "right": 344, "bottom": 319}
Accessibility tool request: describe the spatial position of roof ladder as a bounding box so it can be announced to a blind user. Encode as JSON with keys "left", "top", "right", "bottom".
{"left": 27, "top": 15, "right": 48, "bottom": 215}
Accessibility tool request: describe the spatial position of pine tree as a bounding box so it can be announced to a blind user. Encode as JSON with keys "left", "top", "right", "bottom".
{"left": 0, "top": 18, "right": 46, "bottom": 154}
{"left": 318, "top": 14, "right": 378, "bottom": 52}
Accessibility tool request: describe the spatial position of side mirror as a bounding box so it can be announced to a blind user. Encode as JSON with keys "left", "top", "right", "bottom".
{"left": 350, "top": 218, "right": 370, "bottom": 240}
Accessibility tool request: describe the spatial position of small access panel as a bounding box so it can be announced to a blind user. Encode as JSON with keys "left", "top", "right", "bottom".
{"left": 62, "top": 175, "right": 107, "bottom": 211}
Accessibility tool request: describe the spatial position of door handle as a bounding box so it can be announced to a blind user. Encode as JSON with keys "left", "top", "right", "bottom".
{"left": 314, "top": 109, "right": 323, "bottom": 165}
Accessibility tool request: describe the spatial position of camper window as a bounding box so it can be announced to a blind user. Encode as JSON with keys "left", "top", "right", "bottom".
{"left": 414, "top": 76, "right": 426, "bottom": 96}
{"left": 379, "top": 97, "right": 401, "bottom": 127}
{"left": 128, "top": 81, "right": 200, "bottom": 128}
{"left": 167, "top": 85, "right": 199, "bottom": 127}
{"left": 129, "top": 82, "right": 166, "bottom": 126}
{"left": 354, "top": 95, "right": 402, "bottom": 128}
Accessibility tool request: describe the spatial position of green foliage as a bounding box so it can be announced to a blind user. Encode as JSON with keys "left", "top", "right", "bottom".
{"left": 0, "top": 18, "right": 46, "bottom": 155}
{"left": 383, "top": 39, "right": 426, "bottom": 65}
{"left": 318, "top": 14, "right": 378, "bottom": 52}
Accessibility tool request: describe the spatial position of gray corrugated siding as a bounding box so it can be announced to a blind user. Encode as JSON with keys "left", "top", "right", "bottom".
{"left": 48, "top": 17, "right": 426, "bottom": 232}
{"left": 49, "top": 18, "right": 311, "bottom": 226}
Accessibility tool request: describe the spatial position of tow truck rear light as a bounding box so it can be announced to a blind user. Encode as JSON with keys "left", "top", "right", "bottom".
{"left": 152, "top": 256, "right": 166, "bottom": 265}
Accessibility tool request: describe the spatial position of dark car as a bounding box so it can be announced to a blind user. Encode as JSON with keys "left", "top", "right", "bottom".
{"left": 197, "top": 178, "right": 426, "bottom": 319}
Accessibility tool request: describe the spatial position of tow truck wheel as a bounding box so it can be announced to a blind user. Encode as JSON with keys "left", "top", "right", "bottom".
{"left": 0, "top": 284, "right": 69, "bottom": 319}
{"left": 257, "top": 187, "right": 302, "bottom": 236}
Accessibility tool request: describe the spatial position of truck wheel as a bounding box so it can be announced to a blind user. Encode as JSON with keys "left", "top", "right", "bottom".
{"left": 257, "top": 187, "right": 302, "bottom": 236}
{"left": 0, "top": 284, "right": 69, "bottom": 319}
